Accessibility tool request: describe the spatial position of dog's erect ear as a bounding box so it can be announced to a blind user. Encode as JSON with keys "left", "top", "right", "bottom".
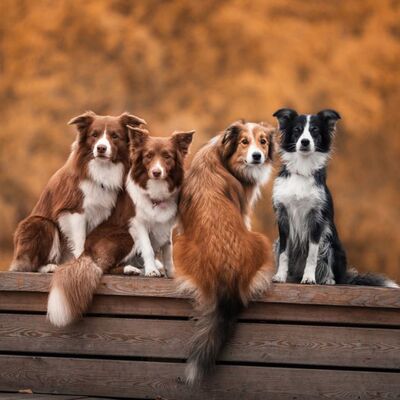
{"left": 317, "top": 109, "right": 341, "bottom": 133}
{"left": 127, "top": 126, "right": 149, "bottom": 148}
{"left": 172, "top": 130, "right": 195, "bottom": 155}
{"left": 119, "top": 112, "right": 147, "bottom": 129}
{"left": 272, "top": 108, "right": 298, "bottom": 131}
{"left": 68, "top": 111, "right": 96, "bottom": 132}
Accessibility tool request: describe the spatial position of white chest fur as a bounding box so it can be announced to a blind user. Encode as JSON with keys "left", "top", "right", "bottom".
{"left": 273, "top": 173, "right": 325, "bottom": 244}
{"left": 125, "top": 176, "right": 178, "bottom": 252}
{"left": 79, "top": 179, "right": 118, "bottom": 232}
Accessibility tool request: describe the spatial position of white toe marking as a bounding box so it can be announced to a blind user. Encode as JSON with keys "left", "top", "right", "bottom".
{"left": 123, "top": 265, "right": 142, "bottom": 275}
{"left": 39, "top": 264, "right": 58, "bottom": 273}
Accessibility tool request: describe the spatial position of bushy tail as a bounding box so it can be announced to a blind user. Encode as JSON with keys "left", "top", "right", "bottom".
{"left": 186, "top": 291, "right": 243, "bottom": 385}
{"left": 47, "top": 255, "right": 103, "bottom": 327}
{"left": 344, "top": 268, "right": 398, "bottom": 288}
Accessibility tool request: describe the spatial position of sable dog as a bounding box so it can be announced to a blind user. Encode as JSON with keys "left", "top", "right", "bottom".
{"left": 10, "top": 111, "right": 145, "bottom": 273}
{"left": 47, "top": 127, "right": 194, "bottom": 327}
{"left": 173, "top": 120, "right": 275, "bottom": 384}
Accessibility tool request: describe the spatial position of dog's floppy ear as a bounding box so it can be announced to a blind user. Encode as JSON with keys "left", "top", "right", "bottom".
{"left": 317, "top": 109, "right": 341, "bottom": 134}
{"left": 222, "top": 120, "right": 244, "bottom": 145}
{"left": 68, "top": 111, "right": 96, "bottom": 132}
{"left": 260, "top": 122, "right": 276, "bottom": 161}
{"left": 272, "top": 108, "right": 298, "bottom": 131}
{"left": 172, "top": 130, "right": 195, "bottom": 156}
{"left": 119, "top": 112, "right": 147, "bottom": 129}
{"left": 127, "top": 126, "right": 149, "bottom": 148}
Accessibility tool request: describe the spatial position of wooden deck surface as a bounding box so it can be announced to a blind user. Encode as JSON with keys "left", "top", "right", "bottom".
{"left": 0, "top": 272, "right": 399, "bottom": 399}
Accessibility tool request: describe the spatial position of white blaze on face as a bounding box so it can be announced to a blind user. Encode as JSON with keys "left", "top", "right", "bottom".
{"left": 94, "top": 126, "right": 112, "bottom": 158}
{"left": 245, "top": 123, "right": 265, "bottom": 164}
{"left": 296, "top": 115, "right": 315, "bottom": 153}
{"left": 150, "top": 160, "right": 165, "bottom": 179}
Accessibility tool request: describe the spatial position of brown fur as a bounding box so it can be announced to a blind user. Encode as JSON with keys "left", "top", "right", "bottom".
{"left": 10, "top": 112, "right": 144, "bottom": 272}
{"left": 173, "top": 120, "right": 274, "bottom": 383}
{"left": 47, "top": 128, "right": 194, "bottom": 327}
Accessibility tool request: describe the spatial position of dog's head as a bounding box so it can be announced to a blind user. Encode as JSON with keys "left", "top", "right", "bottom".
{"left": 128, "top": 126, "right": 194, "bottom": 190}
{"left": 220, "top": 120, "right": 275, "bottom": 185}
{"left": 273, "top": 108, "right": 341, "bottom": 155}
{"left": 68, "top": 111, "right": 146, "bottom": 165}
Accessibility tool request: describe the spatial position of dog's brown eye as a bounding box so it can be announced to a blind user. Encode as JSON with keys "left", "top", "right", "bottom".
{"left": 163, "top": 154, "right": 171, "bottom": 159}
{"left": 241, "top": 139, "right": 249, "bottom": 145}
{"left": 111, "top": 133, "right": 118, "bottom": 139}
{"left": 260, "top": 138, "right": 267, "bottom": 145}
{"left": 146, "top": 153, "right": 153, "bottom": 159}
{"left": 92, "top": 132, "right": 98, "bottom": 138}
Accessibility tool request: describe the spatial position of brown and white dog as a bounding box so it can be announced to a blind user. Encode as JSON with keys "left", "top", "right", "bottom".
{"left": 10, "top": 111, "right": 145, "bottom": 273}
{"left": 47, "top": 127, "right": 194, "bottom": 327}
{"left": 173, "top": 120, "right": 275, "bottom": 384}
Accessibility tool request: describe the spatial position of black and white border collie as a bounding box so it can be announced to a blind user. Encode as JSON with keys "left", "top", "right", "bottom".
{"left": 272, "top": 108, "right": 398, "bottom": 287}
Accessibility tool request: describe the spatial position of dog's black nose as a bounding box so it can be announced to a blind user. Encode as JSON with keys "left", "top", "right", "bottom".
{"left": 252, "top": 152, "right": 262, "bottom": 161}
{"left": 301, "top": 139, "right": 310, "bottom": 147}
{"left": 152, "top": 170, "right": 161, "bottom": 178}
{"left": 97, "top": 145, "right": 107, "bottom": 154}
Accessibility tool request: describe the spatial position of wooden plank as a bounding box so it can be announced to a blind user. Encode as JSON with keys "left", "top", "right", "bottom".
{"left": 0, "top": 395, "right": 88, "bottom": 400}
{"left": 2, "top": 290, "right": 400, "bottom": 327}
{"left": 1, "top": 272, "right": 399, "bottom": 309}
{"left": 0, "top": 356, "right": 399, "bottom": 400}
{"left": 1, "top": 291, "right": 400, "bottom": 327}
{"left": 1, "top": 314, "right": 398, "bottom": 369}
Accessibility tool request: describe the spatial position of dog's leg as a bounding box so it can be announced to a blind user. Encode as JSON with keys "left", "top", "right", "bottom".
{"left": 301, "top": 210, "right": 323, "bottom": 284}
{"left": 161, "top": 241, "right": 174, "bottom": 278}
{"left": 133, "top": 223, "right": 160, "bottom": 277}
{"left": 272, "top": 205, "right": 289, "bottom": 283}
{"left": 58, "top": 212, "right": 86, "bottom": 258}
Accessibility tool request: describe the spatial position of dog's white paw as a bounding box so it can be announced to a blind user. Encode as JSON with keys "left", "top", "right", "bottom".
{"left": 145, "top": 266, "right": 161, "bottom": 277}
{"left": 272, "top": 273, "right": 287, "bottom": 283}
{"left": 325, "top": 278, "right": 336, "bottom": 285}
{"left": 123, "top": 265, "right": 142, "bottom": 276}
{"left": 155, "top": 259, "right": 166, "bottom": 276}
{"left": 38, "top": 264, "right": 58, "bottom": 273}
{"left": 301, "top": 275, "right": 316, "bottom": 284}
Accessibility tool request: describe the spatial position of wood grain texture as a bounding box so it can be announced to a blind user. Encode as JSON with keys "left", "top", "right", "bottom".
{"left": 2, "top": 291, "right": 400, "bottom": 326}
{"left": 0, "top": 356, "right": 399, "bottom": 400}
{"left": 0, "top": 314, "right": 398, "bottom": 369}
{"left": 1, "top": 272, "right": 399, "bottom": 308}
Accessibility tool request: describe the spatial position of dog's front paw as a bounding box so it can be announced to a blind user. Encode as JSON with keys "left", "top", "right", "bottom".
{"left": 123, "top": 265, "right": 142, "bottom": 276}
{"left": 272, "top": 273, "right": 287, "bottom": 283}
{"left": 155, "top": 259, "right": 166, "bottom": 276}
{"left": 38, "top": 264, "right": 58, "bottom": 273}
{"left": 325, "top": 278, "right": 336, "bottom": 285}
{"left": 145, "top": 266, "right": 161, "bottom": 277}
{"left": 301, "top": 275, "right": 316, "bottom": 284}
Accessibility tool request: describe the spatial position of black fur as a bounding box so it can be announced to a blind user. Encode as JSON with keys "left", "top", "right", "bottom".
{"left": 272, "top": 108, "right": 397, "bottom": 287}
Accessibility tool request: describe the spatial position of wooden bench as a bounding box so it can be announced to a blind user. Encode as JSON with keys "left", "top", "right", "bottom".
{"left": 0, "top": 272, "right": 399, "bottom": 399}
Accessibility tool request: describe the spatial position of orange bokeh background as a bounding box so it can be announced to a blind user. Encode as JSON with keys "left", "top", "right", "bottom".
{"left": 0, "top": 0, "right": 399, "bottom": 280}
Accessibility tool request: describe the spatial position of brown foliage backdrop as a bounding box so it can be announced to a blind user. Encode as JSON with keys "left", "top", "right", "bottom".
{"left": 0, "top": 0, "right": 399, "bottom": 279}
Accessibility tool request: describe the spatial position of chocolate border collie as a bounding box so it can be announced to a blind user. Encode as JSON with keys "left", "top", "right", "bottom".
{"left": 272, "top": 108, "right": 398, "bottom": 287}
{"left": 10, "top": 111, "right": 145, "bottom": 273}
{"left": 173, "top": 120, "right": 275, "bottom": 384}
{"left": 47, "top": 126, "right": 194, "bottom": 327}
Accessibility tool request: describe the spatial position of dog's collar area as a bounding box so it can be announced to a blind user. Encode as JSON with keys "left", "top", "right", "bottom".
{"left": 150, "top": 197, "right": 168, "bottom": 208}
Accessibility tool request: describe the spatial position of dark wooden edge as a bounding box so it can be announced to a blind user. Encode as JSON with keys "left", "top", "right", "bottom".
{"left": 1, "top": 272, "right": 399, "bottom": 308}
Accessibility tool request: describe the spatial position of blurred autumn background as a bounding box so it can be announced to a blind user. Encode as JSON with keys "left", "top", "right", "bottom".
{"left": 0, "top": 0, "right": 399, "bottom": 280}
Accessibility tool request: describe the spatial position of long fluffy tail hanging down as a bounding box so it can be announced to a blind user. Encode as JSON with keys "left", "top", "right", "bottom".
{"left": 344, "top": 268, "right": 399, "bottom": 288}
{"left": 47, "top": 255, "right": 103, "bottom": 327}
{"left": 185, "top": 290, "right": 243, "bottom": 385}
